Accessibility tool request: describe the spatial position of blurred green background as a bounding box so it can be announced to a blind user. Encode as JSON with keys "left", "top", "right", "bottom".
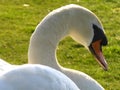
{"left": 0, "top": 0, "right": 120, "bottom": 90}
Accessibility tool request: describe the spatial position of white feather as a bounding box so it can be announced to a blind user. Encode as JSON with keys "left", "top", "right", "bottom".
{"left": 0, "top": 4, "right": 105, "bottom": 90}
{"left": 0, "top": 64, "right": 80, "bottom": 90}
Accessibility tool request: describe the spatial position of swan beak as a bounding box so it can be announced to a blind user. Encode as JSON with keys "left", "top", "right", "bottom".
{"left": 88, "top": 40, "right": 108, "bottom": 71}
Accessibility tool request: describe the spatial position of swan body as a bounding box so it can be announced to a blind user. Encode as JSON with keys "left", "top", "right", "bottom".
{"left": 0, "top": 64, "right": 80, "bottom": 90}
{"left": 28, "top": 4, "right": 108, "bottom": 90}
{"left": 0, "top": 59, "right": 14, "bottom": 74}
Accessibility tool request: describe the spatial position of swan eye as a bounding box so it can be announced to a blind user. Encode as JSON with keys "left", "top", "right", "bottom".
{"left": 92, "top": 24, "right": 108, "bottom": 46}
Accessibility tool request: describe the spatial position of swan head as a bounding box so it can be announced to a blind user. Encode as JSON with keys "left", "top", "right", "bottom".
{"left": 69, "top": 6, "right": 108, "bottom": 70}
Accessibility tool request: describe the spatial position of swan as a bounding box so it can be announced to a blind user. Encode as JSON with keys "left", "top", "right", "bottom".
{"left": 0, "top": 64, "right": 80, "bottom": 90}
{"left": 28, "top": 4, "right": 108, "bottom": 90}
{"left": 0, "top": 4, "right": 107, "bottom": 90}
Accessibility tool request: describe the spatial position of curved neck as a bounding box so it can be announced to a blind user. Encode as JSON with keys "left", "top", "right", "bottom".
{"left": 28, "top": 15, "right": 70, "bottom": 70}
{"left": 28, "top": 7, "right": 92, "bottom": 70}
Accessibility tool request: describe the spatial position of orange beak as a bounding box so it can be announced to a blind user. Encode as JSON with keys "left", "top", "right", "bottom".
{"left": 89, "top": 40, "right": 108, "bottom": 70}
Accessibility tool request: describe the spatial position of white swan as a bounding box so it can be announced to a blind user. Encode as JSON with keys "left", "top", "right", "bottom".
{"left": 0, "top": 4, "right": 107, "bottom": 90}
{"left": 0, "top": 64, "right": 80, "bottom": 90}
{"left": 28, "top": 4, "right": 108, "bottom": 90}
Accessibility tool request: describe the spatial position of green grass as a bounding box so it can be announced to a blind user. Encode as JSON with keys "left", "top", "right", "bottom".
{"left": 0, "top": 0, "right": 120, "bottom": 90}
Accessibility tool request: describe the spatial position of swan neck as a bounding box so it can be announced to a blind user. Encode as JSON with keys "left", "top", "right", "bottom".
{"left": 28, "top": 22, "right": 69, "bottom": 70}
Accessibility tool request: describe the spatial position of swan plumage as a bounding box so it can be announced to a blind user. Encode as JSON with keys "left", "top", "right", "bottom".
{"left": 28, "top": 4, "right": 107, "bottom": 90}
{"left": 0, "top": 4, "right": 108, "bottom": 90}
{"left": 0, "top": 64, "right": 80, "bottom": 90}
{"left": 0, "top": 59, "right": 13, "bottom": 74}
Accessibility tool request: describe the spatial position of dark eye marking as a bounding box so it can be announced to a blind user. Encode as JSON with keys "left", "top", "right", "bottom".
{"left": 92, "top": 24, "right": 108, "bottom": 46}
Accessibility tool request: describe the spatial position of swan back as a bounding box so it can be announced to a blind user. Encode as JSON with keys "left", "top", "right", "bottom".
{"left": 0, "top": 64, "right": 80, "bottom": 90}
